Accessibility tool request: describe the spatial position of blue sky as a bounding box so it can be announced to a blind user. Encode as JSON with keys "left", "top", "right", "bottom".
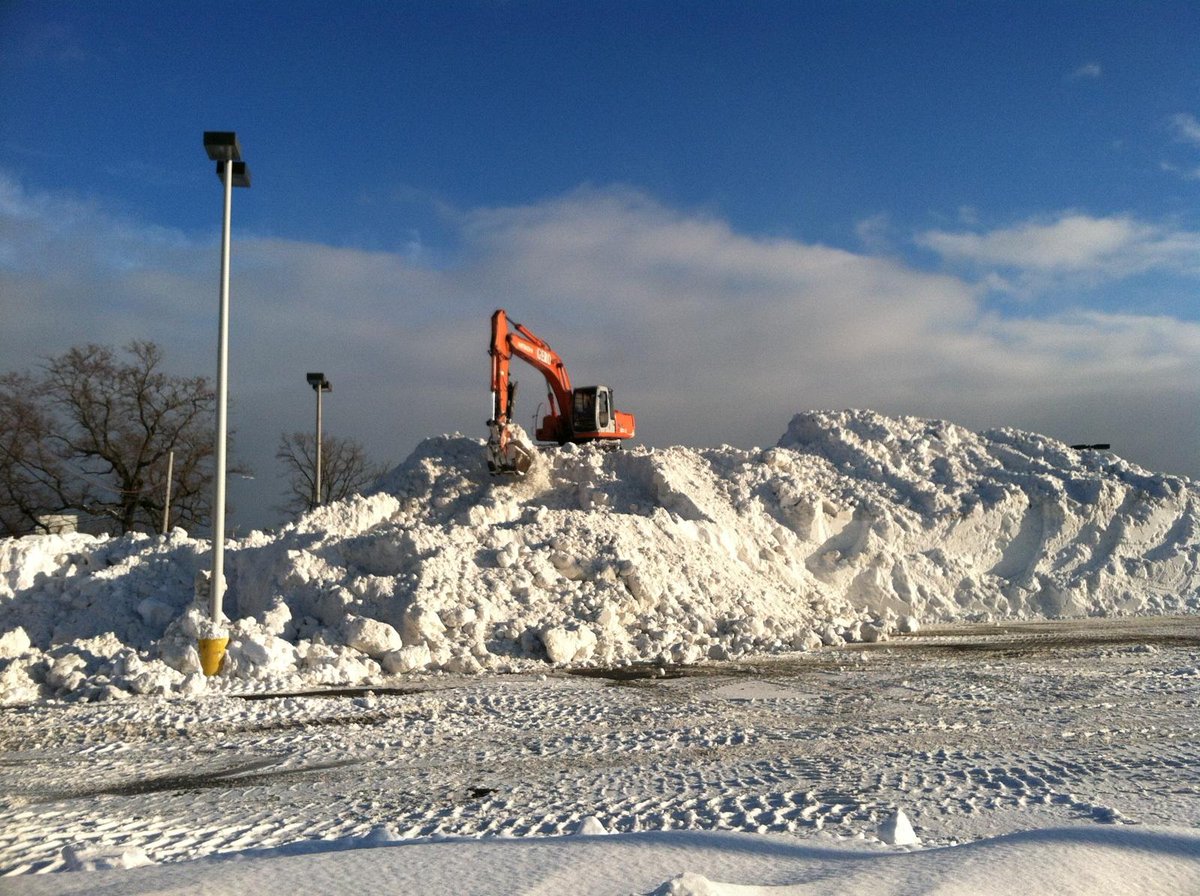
{"left": 2, "top": 1, "right": 1200, "bottom": 530}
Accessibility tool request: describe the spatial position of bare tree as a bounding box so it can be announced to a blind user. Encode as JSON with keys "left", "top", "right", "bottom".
{"left": 0, "top": 341, "right": 228, "bottom": 536}
{"left": 276, "top": 431, "right": 387, "bottom": 515}
{"left": 0, "top": 372, "right": 56, "bottom": 535}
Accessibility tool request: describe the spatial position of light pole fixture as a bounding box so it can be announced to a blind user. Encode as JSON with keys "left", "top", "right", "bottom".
{"left": 200, "top": 130, "right": 250, "bottom": 677}
{"left": 307, "top": 372, "right": 332, "bottom": 509}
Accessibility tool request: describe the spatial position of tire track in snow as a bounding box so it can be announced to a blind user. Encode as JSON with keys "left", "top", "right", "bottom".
{"left": 1, "top": 620, "right": 1198, "bottom": 873}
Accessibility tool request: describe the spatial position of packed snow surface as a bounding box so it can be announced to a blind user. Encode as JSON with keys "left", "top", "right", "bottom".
{"left": 2, "top": 409, "right": 1199, "bottom": 703}
{"left": 5, "top": 825, "right": 1199, "bottom": 896}
{"left": 3, "top": 618, "right": 1199, "bottom": 891}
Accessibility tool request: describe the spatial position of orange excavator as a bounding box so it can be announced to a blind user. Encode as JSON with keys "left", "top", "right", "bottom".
{"left": 487, "top": 308, "right": 636, "bottom": 474}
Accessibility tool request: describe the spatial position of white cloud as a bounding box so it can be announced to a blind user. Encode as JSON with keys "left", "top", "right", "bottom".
{"left": 854, "top": 212, "right": 893, "bottom": 253}
{"left": 917, "top": 213, "right": 1200, "bottom": 278}
{"left": 1164, "top": 114, "right": 1200, "bottom": 181}
{"left": 1069, "top": 62, "right": 1102, "bottom": 80}
{"left": 1171, "top": 112, "right": 1200, "bottom": 147}
{"left": 1161, "top": 160, "right": 1200, "bottom": 181}
{"left": 3, "top": 176, "right": 1200, "bottom": 527}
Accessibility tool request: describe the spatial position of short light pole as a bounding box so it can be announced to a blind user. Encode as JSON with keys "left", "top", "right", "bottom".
{"left": 200, "top": 131, "right": 251, "bottom": 676}
{"left": 306, "top": 372, "right": 332, "bottom": 508}
{"left": 161, "top": 449, "right": 174, "bottom": 535}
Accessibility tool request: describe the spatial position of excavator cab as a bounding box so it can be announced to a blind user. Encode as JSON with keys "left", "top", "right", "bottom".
{"left": 569, "top": 385, "right": 634, "bottom": 441}
{"left": 571, "top": 386, "right": 613, "bottom": 436}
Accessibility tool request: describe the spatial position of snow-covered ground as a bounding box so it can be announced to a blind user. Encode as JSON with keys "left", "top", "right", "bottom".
{"left": 1, "top": 409, "right": 1199, "bottom": 892}
{"left": 2, "top": 618, "right": 1199, "bottom": 893}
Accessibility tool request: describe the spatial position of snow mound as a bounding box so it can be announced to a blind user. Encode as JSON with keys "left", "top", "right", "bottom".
{"left": 2, "top": 409, "right": 1198, "bottom": 703}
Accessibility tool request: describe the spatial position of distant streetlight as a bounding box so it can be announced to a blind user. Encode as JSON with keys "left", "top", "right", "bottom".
{"left": 200, "top": 130, "right": 251, "bottom": 676}
{"left": 306, "top": 372, "right": 332, "bottom": 508}
{"left": 161, "top": 449, "right": 174, "bottom": 535}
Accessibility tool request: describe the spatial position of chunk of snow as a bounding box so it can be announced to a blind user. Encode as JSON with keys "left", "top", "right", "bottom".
{"left": 344, "top": 616, "right": 404, "bottom": 658}
{"left": 541, "top": 625, "right": 598, "bottom": 664}
{"left": 651, "top": 872, "right": 721, "bottom": 896}
{"left": 402, "top": 605, "right": 447, "bottom": 648}
{"left": 61, "top": 843, "right": 153, "bottom": 871}
{"left": 574, "top": 815, "right": 608, "bottom": 836}
{"left": 878, "top": 808, "right": 919, "bottom": 846}
{"left": 382, "top": 644, "right": 433, "bottom": 674}
{"left": 0, "top": 627, "right": 31, "bottom": 659}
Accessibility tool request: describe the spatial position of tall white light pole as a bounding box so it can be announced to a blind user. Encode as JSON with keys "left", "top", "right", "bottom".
{"left": 201, "top": 132, "right": 250, "bottom": 675}
{"left": 306, "top": 372, "right": 332, "bottom": 508}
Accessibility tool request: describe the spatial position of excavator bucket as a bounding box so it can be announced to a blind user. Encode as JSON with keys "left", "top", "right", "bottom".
{"left": 486, "top": 422, "right": 536, "bottom": 475}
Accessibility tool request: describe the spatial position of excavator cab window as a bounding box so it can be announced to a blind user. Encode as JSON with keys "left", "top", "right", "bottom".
{"left": 573, "top": 389, "right": 595, "bottom": 434}
{"left": 597, "top": 389, "right": 611, "bottom": 428}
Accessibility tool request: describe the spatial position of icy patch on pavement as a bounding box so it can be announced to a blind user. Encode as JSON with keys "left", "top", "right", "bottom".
{"left": 2, "top": 409, "right": 1199, "bottom": 703}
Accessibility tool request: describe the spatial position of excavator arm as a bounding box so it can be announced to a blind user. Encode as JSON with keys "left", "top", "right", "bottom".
{"left": 490, "top": 309, "right": 573, "bottom": 442}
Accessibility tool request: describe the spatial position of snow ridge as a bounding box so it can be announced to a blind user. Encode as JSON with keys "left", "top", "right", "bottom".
{"left": 1, "top": 409, "right": 1197, "bottom": 703}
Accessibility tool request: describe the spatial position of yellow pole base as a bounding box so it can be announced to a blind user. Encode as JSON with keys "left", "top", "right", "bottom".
{"left": 198, "top": 637, "right": 229, "bottom": 677}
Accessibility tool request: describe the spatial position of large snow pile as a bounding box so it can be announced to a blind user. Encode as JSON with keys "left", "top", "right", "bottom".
{"left": 1, "top": 409, "right": 1198, "bottom": 703}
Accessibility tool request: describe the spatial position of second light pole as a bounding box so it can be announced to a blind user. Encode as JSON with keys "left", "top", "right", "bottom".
{"left": 306, "top": 372, "right": 332, "bottom": 508}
